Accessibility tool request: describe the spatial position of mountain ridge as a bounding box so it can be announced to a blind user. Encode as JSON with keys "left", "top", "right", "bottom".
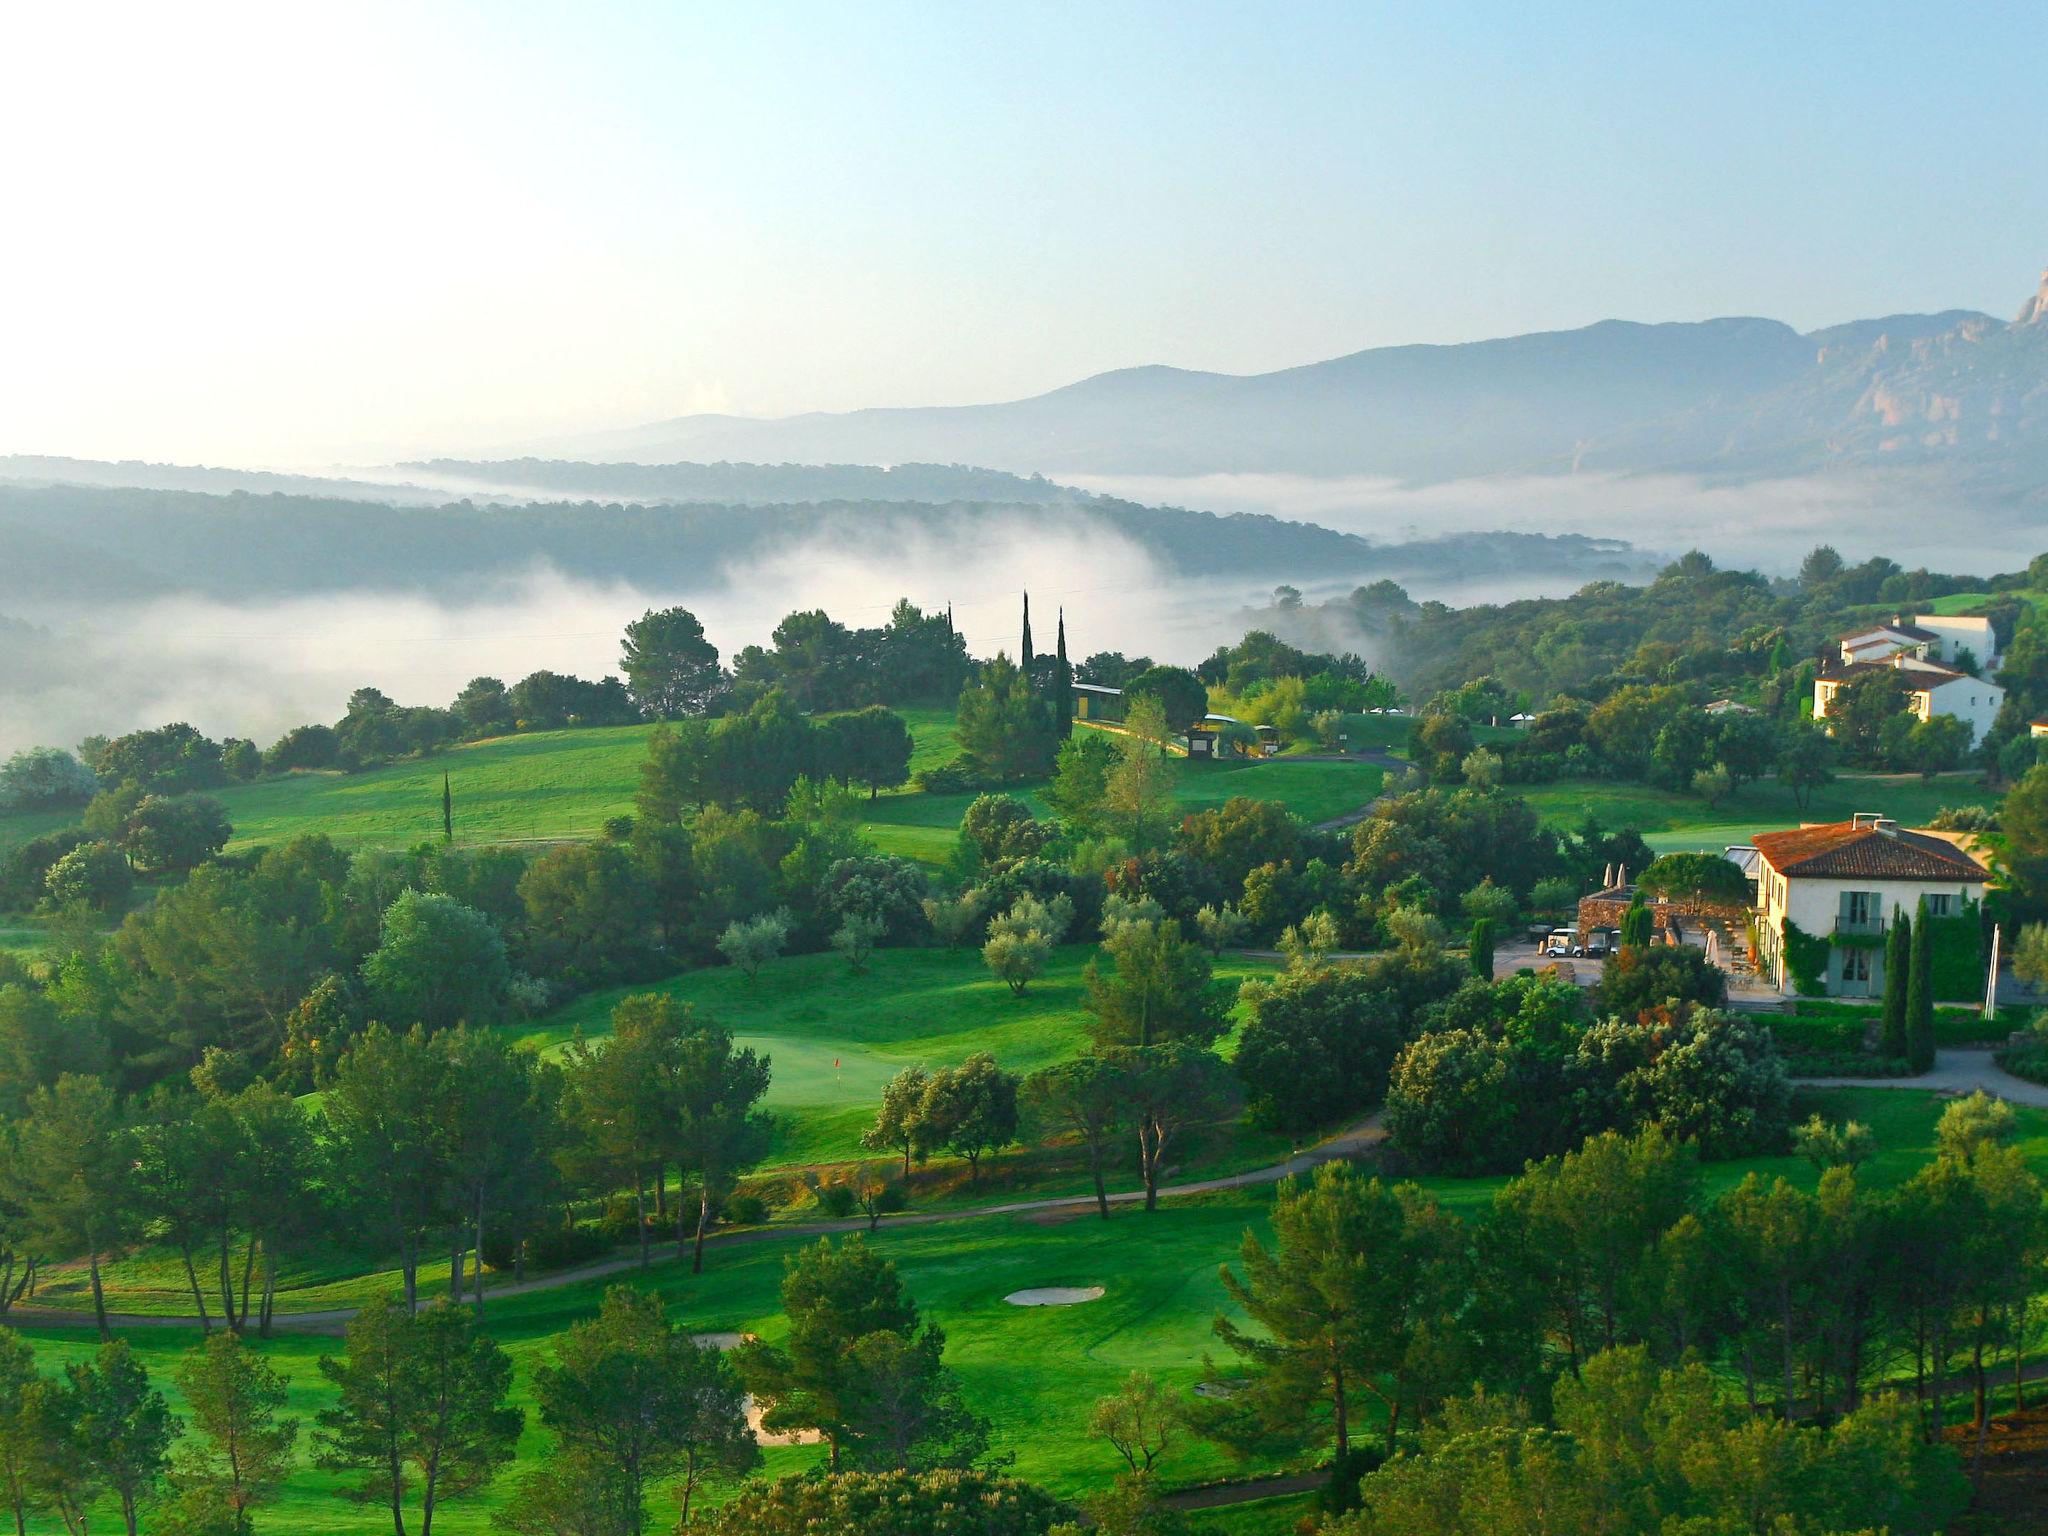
{"left": 561, "top": 291, "right": 2039, "bottom": 497}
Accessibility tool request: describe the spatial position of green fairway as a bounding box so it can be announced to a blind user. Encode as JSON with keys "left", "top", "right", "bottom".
{"left": 15, "top": 1189, "right": 1292, "bottom": 1532}
{"left": 1522, "top": 769, "right": 2000, "bottom": 854}
{"left": 0, "top": 708, "right": 1381, "bottom": 872}
{"left": 200, "top": 725, "right": 654, "bottom": 852}
{"left": 512, "top": 942, "right": 1280, "bottom": 1169}
{"left": 1174, "top": 757, "right": 1383, "bottom": 824}
{"left": 20, "top": 1085, "right": 2048, "bottom": 1533}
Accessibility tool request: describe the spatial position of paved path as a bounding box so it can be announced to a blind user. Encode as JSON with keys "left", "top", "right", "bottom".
{"left": 1, "top": 1114, "right": 1389, "bottom": 1335}
{"left": 1797, "top": 1046, "right": 2048, "bottom": 1107}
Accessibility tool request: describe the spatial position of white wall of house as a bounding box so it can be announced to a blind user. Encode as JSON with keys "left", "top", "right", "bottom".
{"left": 1913, "top": 613, "right": 1996, "bottom": 668}
{"left": 1756, "top": 866, "right": 1984, "bottom": 997}
{"left": 1916, "top": 675, "right": 2003, "bottom": 741}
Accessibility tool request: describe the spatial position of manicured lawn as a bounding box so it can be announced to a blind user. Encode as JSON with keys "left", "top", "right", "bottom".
{"left": 206, "top": 725, "right": 655, "bottom": 852}
{"left": 1521, "top": 770, "right": 2001, "bottom": 855}
{"left": 18, "top": 1190, "right": 1290, "bottom": 1532}
{"left": 509, "top": 943, "right": 1281, "bottom": 1169}
{"left": 1175, "top": 758, "right": 1383, "bottom": 824}
{"left": 26, "top": 1084, "right": 2048, "bottom": 1533}
{"left": 1191, "top": 1492, "right": 1320, "bottom": 1534}
{"left": 0, "top": 707, "right": 1373, "bottom": 873}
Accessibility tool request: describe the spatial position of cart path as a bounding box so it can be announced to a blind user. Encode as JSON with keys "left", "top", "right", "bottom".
{"left": 0, "top": 1113, "right": 1389, "bottom": 1335}
{"left": 1796, "top": 1046, "right": 2048, "bottom": 1108}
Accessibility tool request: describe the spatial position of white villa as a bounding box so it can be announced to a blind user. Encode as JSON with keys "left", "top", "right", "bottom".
{"left": 1812, "top": 655, "right": 2005, "bottom": 743}
{"left": 1750, "top": 813, "right": 1990, "bottom": 998}
{"left": 1835, "top": 614, "right": 1997, "bottom": 671}
{"left": 1813, "top": 615, "right": 2004, "bottom": 744}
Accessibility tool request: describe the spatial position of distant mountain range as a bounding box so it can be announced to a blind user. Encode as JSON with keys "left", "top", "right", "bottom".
{"left": 559, "top": 271, "right": 2048, "bottom": 502}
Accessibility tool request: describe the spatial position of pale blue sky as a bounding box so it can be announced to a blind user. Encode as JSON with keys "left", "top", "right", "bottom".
{"left": 3, "top": 1, "right": 2042, "bottom": 462}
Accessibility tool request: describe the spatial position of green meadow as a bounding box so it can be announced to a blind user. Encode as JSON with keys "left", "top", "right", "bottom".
{"left": 14, "top": 1085, "right": 2041, "bottom": 1534}
{"left": 1520, "top": 768, "right": 2001, "bottom": 854}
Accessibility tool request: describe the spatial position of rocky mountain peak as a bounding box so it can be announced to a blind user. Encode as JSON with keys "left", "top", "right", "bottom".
{"left": 2015, "top": 265, "right": 2048, "bottom": 325}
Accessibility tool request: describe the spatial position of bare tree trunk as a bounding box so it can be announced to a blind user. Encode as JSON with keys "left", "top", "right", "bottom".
{"left": 1090, "top": 1144, "right": 1110, "bottom": 1220}
{"left": 218, "top": 1231, "right": 238, "bottom": 1331}
{"left": 636, "top": 1181, "right": 650, "bottom": 1269}
{"left": 260, "top": 1247, "right": 277, "bottom": 1337}
{"left": 178, "top": 1241, "right": 211, "bottom": 1334}
{"left": 693, "top": 1190, "right": 712, "bottom": 1275}
{"left": 239, "top": 1237, "right": 257, "bottom": 1330}
{"left": 88, "top": 1251, "right": 109, "bottom": 1341}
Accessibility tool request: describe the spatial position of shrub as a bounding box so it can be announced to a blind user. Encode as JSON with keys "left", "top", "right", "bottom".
{"left": 913, "top": 757, "right": 985, "bottom": 795}
{"left": 701, "top": 1470, "right": 1069, "bottom": 1536}
{"left": 814, "top": 1183, "right": 858, "bottom": 1219}
{"left": 722, "top": 1193, "right": 769, "bottom": 1227}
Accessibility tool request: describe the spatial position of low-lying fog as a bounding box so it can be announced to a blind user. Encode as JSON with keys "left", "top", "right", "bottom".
{"left": 1062, "top": 468, "right": 2048, "bottom": 576}
{"left": 2, "top": 517, "right": 1603, "bottom": 759}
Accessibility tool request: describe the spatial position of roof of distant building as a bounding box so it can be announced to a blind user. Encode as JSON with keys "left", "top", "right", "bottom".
{"left": 1752, "top": 819, "right": 1989, "bottom": 881}
{"left": 1838, "top": 619, "right": 1936, "bottom": 644}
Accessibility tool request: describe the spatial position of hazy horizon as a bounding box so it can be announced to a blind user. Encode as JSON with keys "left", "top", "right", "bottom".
{"left": 5, "top": 2, "right": 2046, "bottom": 465}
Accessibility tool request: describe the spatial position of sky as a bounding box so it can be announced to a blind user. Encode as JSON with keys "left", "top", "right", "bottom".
{"left": 4, "top": 0, "right": 2045, "bottom": 466}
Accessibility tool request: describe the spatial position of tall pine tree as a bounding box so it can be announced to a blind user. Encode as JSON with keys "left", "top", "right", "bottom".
{"left": 1906, "top": 896, "right": 1936, "bottom": 1072}
{"left": 1054, "top": 607, "right": 1074, "bottom": 738}
{"left": 1019, "top": 592, "right": 1034, "bottom": 676}
{"left": 1880, "top": 904, "right": 1910, "bottom": 1058}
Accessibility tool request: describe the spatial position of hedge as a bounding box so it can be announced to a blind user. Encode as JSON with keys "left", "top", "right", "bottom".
{"left": 1922, "top": 901, "right": 1986, "bottom": 1001}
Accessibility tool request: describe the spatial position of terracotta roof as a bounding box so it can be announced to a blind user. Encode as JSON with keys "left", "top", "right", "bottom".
{"left": 1751, "top": 821, "right": 1989, "bottom": 882}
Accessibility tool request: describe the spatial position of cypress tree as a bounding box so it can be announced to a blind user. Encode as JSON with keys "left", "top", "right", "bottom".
{"left": 442, "top": 771, "right": 453, "bottom": 842}
{"left": 1469, "top": 917, "right": 1495, "bottom": 979}
{"left": 1054, "top": 607, "right": 1074, "bottom": 738}
{"left": 1621, "top": 898, "right": 1652, "bottom": 951}
{"left": 1020, "top": 591, "right": 1034, "bottom": 675}
{"left": 1906, "top": 896, "right": 1936, "bottom": 1072}
{"left": 1880, "top": 905, "right": 1910, "bottom": 1058}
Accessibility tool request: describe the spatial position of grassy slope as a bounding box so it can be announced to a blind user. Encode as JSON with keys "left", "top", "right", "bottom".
{"left": 20, "top": 1086, "right": 2045, "bottom": 1534}
{"left": 1521, "top": 769, "right": 2002, "bottom": 854}
{"left": 510, "top": 942, "right": 1282, "bottom": 1169}
{"left": 0, "top": 708, "right": 1383, "bottom": 865}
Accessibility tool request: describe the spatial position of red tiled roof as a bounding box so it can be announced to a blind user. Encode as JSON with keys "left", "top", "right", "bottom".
{"left": 1751, "top": 821, "right": 1989, "bottom": 882}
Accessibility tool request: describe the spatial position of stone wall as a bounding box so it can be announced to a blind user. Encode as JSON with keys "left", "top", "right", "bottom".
{"left": 1577, "top": 889, "right": 1752, "bottom": 945}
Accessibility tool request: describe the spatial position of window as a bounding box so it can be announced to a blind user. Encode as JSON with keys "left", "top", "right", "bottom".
{"left": 1844, "top": 891, "right": 1875, "bottom": 926}
{"left": 1843, "top": 949, "right": 1871, "bottom": 983}
{"left": 1926, "top": 893, "right": 1953, "bottom": 918}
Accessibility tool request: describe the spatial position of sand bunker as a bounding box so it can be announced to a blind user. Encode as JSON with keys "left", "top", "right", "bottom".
{"left": 1195, "top": 1380, "right": 1247, "bottom": 1400}
{"left": 1004, "top": 1285, "right": 1105, "bottom": 1306}
{"left": 689, "top": 1333, "right": 822, "bottom": 1445}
